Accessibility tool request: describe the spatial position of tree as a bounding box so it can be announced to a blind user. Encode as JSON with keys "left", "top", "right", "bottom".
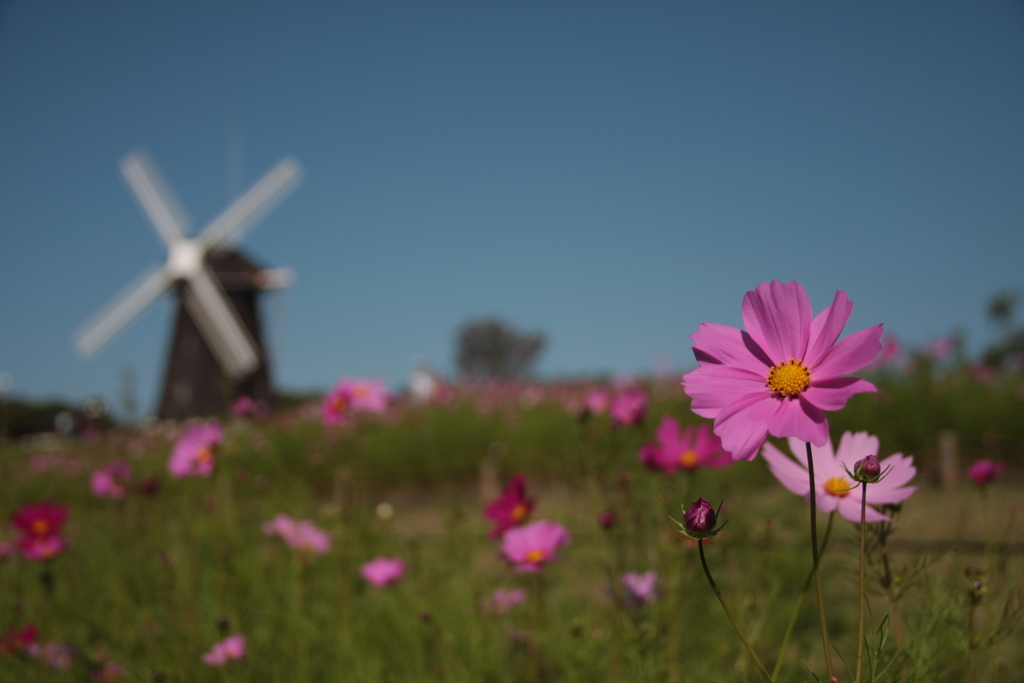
{"left": 455, "top": 318, "right": 546, "bottom": 380}
{"left": 981, "top": 289, "right": 1024, "bottom": 370}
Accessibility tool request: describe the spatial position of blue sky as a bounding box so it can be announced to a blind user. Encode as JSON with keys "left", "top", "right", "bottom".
{"left": 1, "top": 1, "right": 1022, "bottom": 417}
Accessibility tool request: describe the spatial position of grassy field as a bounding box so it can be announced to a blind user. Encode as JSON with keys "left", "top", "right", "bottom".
{"left": 1, "top": 372, "right": 1021, "bottom": 682}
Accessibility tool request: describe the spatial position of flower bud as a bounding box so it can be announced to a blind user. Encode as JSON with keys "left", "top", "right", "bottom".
{"left": 853, "top": 455, "right": 881, "bottom": 483}
{"left": 598, "top": 509, "right": 616, "bottom": 530}
{"left": 683, "top": 498, "right": 717, "bottom": 537}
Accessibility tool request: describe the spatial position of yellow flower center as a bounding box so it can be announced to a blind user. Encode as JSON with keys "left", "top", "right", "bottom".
{"left": 511, "top": 503, "right": 529, "bottom": 522}
{"left": 824, "top": 477, "right": 852, "bottom": 498}
{"left": 525, "top": 549, "right": 547, "bottom": 564}
{"left": 331, "top": 395, "right": 348, "bottom": 413}
{"left": 30, "top": 519, "right": 50, "bottom": 537}
{"left": 679, "top": 450, "right": 699, "bottom": 470}
{"left": 196, "top": 447, "right": 214, "bottom": 465}
{"left": 766, "top": 359, "right": 811, "bottom": 397}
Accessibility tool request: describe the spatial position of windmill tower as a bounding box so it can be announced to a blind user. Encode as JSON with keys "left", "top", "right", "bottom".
{"left": 74, "top": 150, "right": 301, "bottom": 419}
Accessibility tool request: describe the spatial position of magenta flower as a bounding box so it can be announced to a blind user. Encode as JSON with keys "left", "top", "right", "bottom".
{"left": 500, "top": 519, "right": 570, "bottom": 573}
{"left": 610, "top": 388, "right": 647, "bottom": 427}
{"left": 262, "top": 514, "right": 331, "bottom": 555}
{"left": 621, "top": 570, "right": 659, "bottom": 607}
{"left": 638, "top": 417, "right": 733, "bottom": 474}
{"left": 761, "top": 432, "right": 916, "bottom": 522}
{"left": 201, "top": 633, "right": 246, "bottom": 666}
{"left": 167, "top": 422, "right": 223, "bottom": 478}
{"left": 360, "top": 556, "right": 406, "bottom": 587}
{"left": 484, "top": 587, "right": 527, "bottom": 615}
{"left": 968, "top": 459, "right": 1004, "bottom": 489}
{"left": 484, "top": 475, "right": 534, "bottom": 539}
{"left": 0, "top": 623, "right": 38, "bottom": 654}
{"left": 90, "top": 461, "right": 132, "bottom": 500}
{"left": 321, "top": 383, "right": 353, "bottom": 426}
{"left": 10, "top": 502, "right": 68, "bottom": 561}
{"left": 682, "top": 281, "right": 882, "bottom": 461}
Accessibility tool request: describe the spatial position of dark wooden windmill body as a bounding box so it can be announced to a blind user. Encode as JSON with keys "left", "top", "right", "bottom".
{"left": 158, "top": 250, "right": 273, "bottom": 420}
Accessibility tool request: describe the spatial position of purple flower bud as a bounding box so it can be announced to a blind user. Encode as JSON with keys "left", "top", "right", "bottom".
{"left": 683, "top": 498, "right": 717, "bottom": 537}
{"left": 854, "top": 455, "right": 881, "bottom": 482}
{"left": 598, "top": 509, "right": 616, "bottom": 530}
{"left": 968, "top": 459, "right": 1003, "bottom": 489}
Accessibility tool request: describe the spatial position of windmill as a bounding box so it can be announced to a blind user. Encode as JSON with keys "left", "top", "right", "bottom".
{"left": 74, "top": 150, "right": 301, "bottom": 419}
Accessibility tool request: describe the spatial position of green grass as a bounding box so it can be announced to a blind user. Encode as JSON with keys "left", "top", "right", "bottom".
{"left": 1, "top": 376, "right": 1021, "bottom": 682}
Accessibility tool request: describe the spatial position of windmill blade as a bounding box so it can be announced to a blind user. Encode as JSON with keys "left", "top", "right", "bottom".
{"left": 120, "top": 150, "right": 192, "bottom": 247}
{"left": 200, "top": 157, "right": 302, "bottom": 253}
{"left": 74, "top": 263, "right": 174, "bottom": 358}
{"left": 183, "top": 266, "right": 260, "bottom": 378}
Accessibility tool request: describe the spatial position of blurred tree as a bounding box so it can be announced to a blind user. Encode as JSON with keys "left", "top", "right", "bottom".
{"left": 455, "top": 318, "right": 545, "bottom": 380}
{"left": 981, "top": 289, "right": 1024, "bottom": 369}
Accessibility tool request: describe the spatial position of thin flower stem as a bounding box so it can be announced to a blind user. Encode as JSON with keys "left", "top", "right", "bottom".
{"left": 771, "top": 511, "right": 835, "bottom": 682}
{"left": 856, "top": 481, "right": 868, "bottom": 683}
{"left": 698, "top": 540, "right": 772, "bottom": 683}
{"left": 805, "top": 441, "right": 834, "bottom": 680}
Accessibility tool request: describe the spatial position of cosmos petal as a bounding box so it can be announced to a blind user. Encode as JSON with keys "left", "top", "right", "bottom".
{"left": 742, "top": 281, "right": 812, "bottom": 362}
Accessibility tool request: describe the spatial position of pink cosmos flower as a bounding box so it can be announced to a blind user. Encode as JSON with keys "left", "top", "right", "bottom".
{"left": 968, "top": 459, "right": 1004, "bottom": 489}
{"left": 90, "top": 461, "right": 132, "bottom": 500}
{"left": 347, "top": 378, "right": 390, "bottom": 413}
{"left": 201, "top": 633, "right": 246, "bottom": 666}
{"left": 500, "top": 519, "right": 570, "bottom": 573}
{"left": 761, "top": 431, "right": 916, "bottom": 522}
{"left": 10, "top": 502, "right": 69, "bottom": 561}
{"left": 584, "top": 390, "right": 610, "bottom": 416}
{"left": 621, "top": 570, "right": 658, "bottom": 607}
{"left": 484, "top": 587, "right": 527, "bottom": 615}
{"left": 322, "top": 378, "right": 390, "bottom": 426}
{"left": 484, "top": 475, "right": 535, "bottom": 539}
{"left": 26, "top": 641, "right": 74, "bottom": 669}
{"left": 167, "top": 422, "right": 223, "bottom": 478}
{"left": 261, "top": 514, "right": 331, "bottom": 555}
{"left": 610, "top": 388, "right": 647, "bottom": 427}
{"left": 360, "top": 556, "right": 406, "bottom": 587}
{"left": 682, "top": 281, "right": 882, "bottom": 461}
{"left": 638, "top": 417, "right": 733, "bottom": 474}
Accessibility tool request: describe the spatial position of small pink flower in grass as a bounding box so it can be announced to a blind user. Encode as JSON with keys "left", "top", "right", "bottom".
{"left": 638, "top": 417, "right": 733, "bottom": 474}
{"left": 968, "top": 459, "right": 1004, "bottom": 489}
{"left": 262, "top": 514, "right": 331, "bottom": 555}
{"left": 360, "top": 556, "right": 406, "bottom": 587}
{"left": 201, "top": 633, "right": 246, "bottom": 666}
{"left": 484, "top": 587, "right": 527, "bottom": 615}
{"left": 90, "top": 461, "right": 132, "bottom": 500}
{"left": 27, "top": 641, "right": 74, "bottom": 669}
{"left": 167, "top": 422, "right": 223, "bottom": 478}
{"left": 10, "top": 502, "right": 68, "bottom": 561}
{"left": 347, "top": 378, "right": 390, "bottom": 413}
{"left": 610, "top": 388, "right": 647, "bottom": 427}
{"left": 682, "top": 280, "right": 883, "bottom": 461}
{"left": 484, "top": 475, "right": 534, "bottom": 539}
{"left": 621, "top": 570, "right": 658, "bottom": 607}
{"left": 584, "top": 390, "right": 610, "bottom": 416}
{"left": 761, "top": 431, "right": 916, "bottom": 522}
{"left": 501, "top": 520, "right": 570, "bottom": 573}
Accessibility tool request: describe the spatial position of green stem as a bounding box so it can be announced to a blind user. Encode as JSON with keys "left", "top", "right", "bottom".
{"left": 805, "top": 441, "right": 834, "bottom": 679}
{"left": 698, "top": 540, "right": 772, "bottom": 683}
{"left": 856, "top": 481, "right": 867, "bottom": 683}
{"left": 771, "top": 511, "right": 835, "bottom": 681}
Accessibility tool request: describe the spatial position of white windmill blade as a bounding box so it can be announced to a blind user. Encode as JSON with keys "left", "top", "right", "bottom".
{"left": 200, "top": 157, "right": 302, "bottom": 253}
{"left": 74, "top": 263, "right": 175, "bottom": 358}
{"left": 120, "top": 150, "right": 192, "bottom": 247}
{"left": 183, "top": 266, "right": 261, "bottom": 378}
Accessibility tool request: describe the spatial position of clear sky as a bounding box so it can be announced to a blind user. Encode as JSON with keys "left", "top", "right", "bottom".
{"left": 1, "top": 1, "right": 1022, "bottom": 417}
